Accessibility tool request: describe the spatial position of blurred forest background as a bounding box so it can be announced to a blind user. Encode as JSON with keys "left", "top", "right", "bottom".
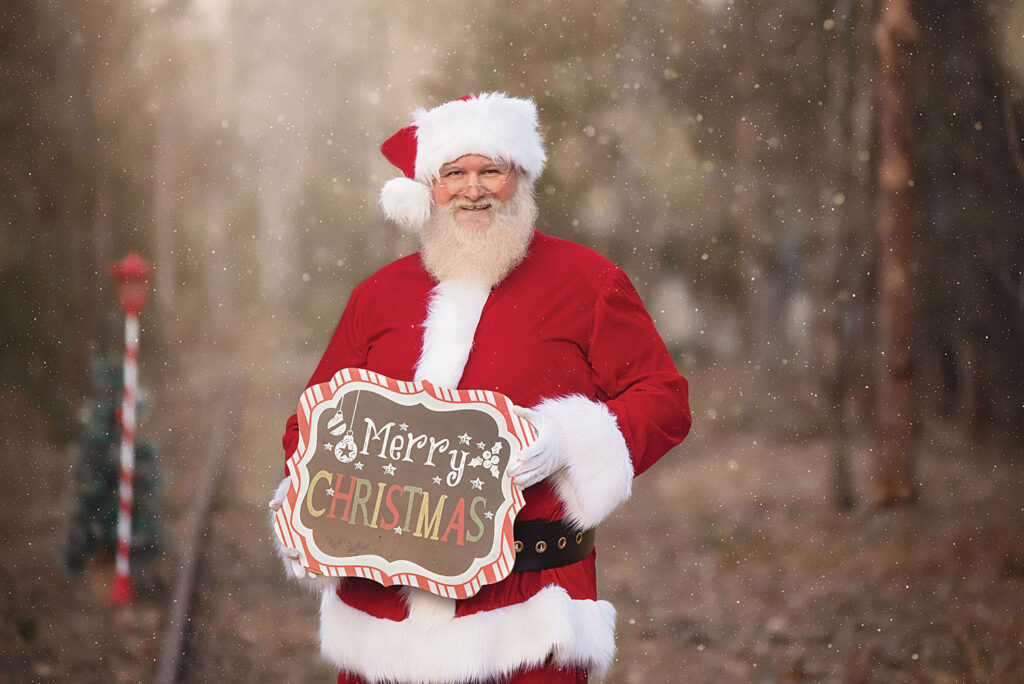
{"left": 3, "top": 0, "right": 1024, "bottom": 682}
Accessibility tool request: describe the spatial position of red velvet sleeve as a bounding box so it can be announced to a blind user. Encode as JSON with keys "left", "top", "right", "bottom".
{"left": 588, "top": 267, "right": 692, "bottom": 477}
{"left": 281, "top": 285, "right": 369, "bottom": 474}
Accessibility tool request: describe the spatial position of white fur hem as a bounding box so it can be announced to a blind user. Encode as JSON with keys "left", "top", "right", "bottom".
{"left": 534, "top": 395, "right": 634, "bottom": 529}
{"left": 414, "top": 279, "right": 490, "bottom": 389}
{"left": 319, "top": 585, "right": 616, "bottom": 683}
{"left": 271, "top": 477, "right": 341, "bottom": 595}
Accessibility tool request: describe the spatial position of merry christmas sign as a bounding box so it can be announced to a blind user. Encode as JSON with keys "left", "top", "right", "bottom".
{"left": 273, "top": 368, "right": 535, "bottom": 599}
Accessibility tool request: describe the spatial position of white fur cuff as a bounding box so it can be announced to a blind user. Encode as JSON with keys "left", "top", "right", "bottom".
{"left": 534, "top": 395, "right": 634, "bottom": 529}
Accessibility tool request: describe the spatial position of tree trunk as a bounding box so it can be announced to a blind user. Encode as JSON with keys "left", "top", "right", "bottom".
{"left": 872, "top": 0, "right": 920, "bottom": 506}
{"left": 820, "top": 0, "right": 859, "bottom": 510}
{"left": 55, "top": 7, "right": 97, "bottom": 387}
{"left": 153, "top": 113, "right": 177, "bottom": 323}
{"left": 206, "top": 0, "right": 236, "bottom": 342}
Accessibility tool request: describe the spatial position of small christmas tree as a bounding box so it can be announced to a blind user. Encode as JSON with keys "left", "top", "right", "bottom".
{"left": 61, "top": 356, "right": 168, "bottom": 588}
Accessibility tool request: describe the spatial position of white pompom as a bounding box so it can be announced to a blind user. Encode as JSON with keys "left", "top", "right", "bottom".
{"left": 379, "top": 177, "right": 432, "bottom": 232}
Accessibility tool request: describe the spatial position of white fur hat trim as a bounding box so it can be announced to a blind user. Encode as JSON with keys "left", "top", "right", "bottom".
{"left": 412, "top": 92, "right": 546, "bottom": 184}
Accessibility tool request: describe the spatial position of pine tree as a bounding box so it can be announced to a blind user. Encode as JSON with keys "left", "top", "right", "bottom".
{"left": 61, "top": 356, "right": 168, "bottom": 581}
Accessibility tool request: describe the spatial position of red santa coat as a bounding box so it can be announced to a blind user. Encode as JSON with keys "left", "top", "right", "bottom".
{"left": 278, "top": 231, "right": 691, "bottom": 683}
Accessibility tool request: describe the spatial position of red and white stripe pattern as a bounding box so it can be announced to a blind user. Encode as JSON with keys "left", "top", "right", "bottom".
{"left": 109, "top": 312, "right": 140, "bottom": 604}
{"left": 275, "top": 368, "right": 535, "bottom": 599}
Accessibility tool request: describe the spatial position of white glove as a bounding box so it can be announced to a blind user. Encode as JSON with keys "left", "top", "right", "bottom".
{"left": 268, "top": 492, "right": 314, "bottom": 580}
{"left": 508, "top": 406, "right": 565, "bottom": 489}
{"left": 269, "top": 482, "right": 339, "bottom": 594}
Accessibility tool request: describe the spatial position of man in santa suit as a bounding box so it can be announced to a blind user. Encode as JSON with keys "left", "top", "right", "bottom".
{"left": 270, "top": 93, "right": 691, "bottom": 683}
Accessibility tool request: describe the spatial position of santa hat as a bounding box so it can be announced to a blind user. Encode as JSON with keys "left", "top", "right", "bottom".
{"left": 379, "top": 93, "right": 547, "bottom": 231}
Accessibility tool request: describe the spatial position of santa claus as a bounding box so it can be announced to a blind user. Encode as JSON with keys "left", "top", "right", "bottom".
{"left": 270, "top": 92, "right": 691, "bottom": 683}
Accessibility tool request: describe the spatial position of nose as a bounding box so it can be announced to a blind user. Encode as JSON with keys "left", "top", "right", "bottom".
{"left": 462, "top": 179, "right": 486, "bottom": 200}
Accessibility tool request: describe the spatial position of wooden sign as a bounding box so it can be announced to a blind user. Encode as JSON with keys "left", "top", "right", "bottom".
{"left": 273, "top": 368, "right": 535, "bottom": 599}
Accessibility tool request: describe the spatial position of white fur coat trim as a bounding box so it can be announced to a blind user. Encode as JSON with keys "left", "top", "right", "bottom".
{"left": 319, "top": 584, "right": 617, "bottom": 683}
{"left": 414, "top": 279, "right": 490, "bottom": 389}
{"left": 533, "top": 395, "right": 635, "bottom": 529}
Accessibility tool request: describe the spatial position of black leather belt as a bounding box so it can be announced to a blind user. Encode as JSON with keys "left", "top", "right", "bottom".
{"left": 512, "top": 520, "right": 595, "bottom": 572}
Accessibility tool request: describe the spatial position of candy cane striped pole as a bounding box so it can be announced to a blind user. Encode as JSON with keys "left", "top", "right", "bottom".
{"left": 109, "top": 310, "right": 140, "bottom": 605}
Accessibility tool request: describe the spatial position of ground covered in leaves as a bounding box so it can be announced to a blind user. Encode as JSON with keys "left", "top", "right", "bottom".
{"left": 3, "top": 363, "right": 1023, "bottom": 683}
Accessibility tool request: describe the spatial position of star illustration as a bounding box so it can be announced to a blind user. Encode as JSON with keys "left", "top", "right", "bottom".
{"left": 383, "top": 463, "right": 397, "bottom": 476}
{"left": 323, "top": 442, "right": 333, "bottom": 451}
{"left": 399, "top": 423, "right": 409, "bottom": 431}
{"left": 394, "top": 526, "right": 403, "bottom": 535}
{"left": 476, "top": 441, "right": 487, "bottom": 450}
{"left": 484, "top": 511, "right": 494, "bottom": 520}
{"left": 458, "top": 433, "right": 472, "bottom": 445}
{"left": 470, "top": 477, "right": 484, "bottom": 490}
{"left": 326, "top": 487, "right": 335, "bottom": 496}
{"left": 432, "top": 476, "right": 442, "bottom": 485}
{"left": 354, "top": 461, "right": 364, "bottom": 470}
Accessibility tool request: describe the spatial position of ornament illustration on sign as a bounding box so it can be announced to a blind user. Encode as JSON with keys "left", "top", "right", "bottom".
{"left": 327, "top": 397, "right": 360, "bottom": 464}
{"left": 272, "top": 369, "right": 536, "bottom": 599}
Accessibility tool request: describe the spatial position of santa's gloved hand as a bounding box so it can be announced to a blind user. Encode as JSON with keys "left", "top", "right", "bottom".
{"left": 268, "top": 493, "right": 315, "bottom": 580}
{"left": 508, "top": 406, "right": 566, "bottom": 489}
{"left": 269, "top": 479, "right": 338, "bottom": 592}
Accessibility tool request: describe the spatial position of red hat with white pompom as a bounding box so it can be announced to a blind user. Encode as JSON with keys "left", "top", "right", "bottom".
{"left": 379, "top": 92, "right": 547, "bottom": 231}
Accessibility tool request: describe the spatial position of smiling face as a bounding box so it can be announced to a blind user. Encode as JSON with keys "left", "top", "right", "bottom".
{"left": 431, "top": 154, "right": 520, "bottom": 230}
{"left": 420, "top": 168, "right": 538, "bottom": 287}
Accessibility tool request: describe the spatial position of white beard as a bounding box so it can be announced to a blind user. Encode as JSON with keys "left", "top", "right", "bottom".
{"left": 419, "top": 183, "right": 538, "bottom": 287}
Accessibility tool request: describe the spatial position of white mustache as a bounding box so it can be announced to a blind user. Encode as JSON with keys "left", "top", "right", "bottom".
{"left": 458, "top": 199, "right": 494, "bottom": 210}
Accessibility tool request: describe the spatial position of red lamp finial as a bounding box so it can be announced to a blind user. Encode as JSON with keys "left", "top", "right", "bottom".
{"left": 109, "top": 253, "right": 153, "bottom": 315}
